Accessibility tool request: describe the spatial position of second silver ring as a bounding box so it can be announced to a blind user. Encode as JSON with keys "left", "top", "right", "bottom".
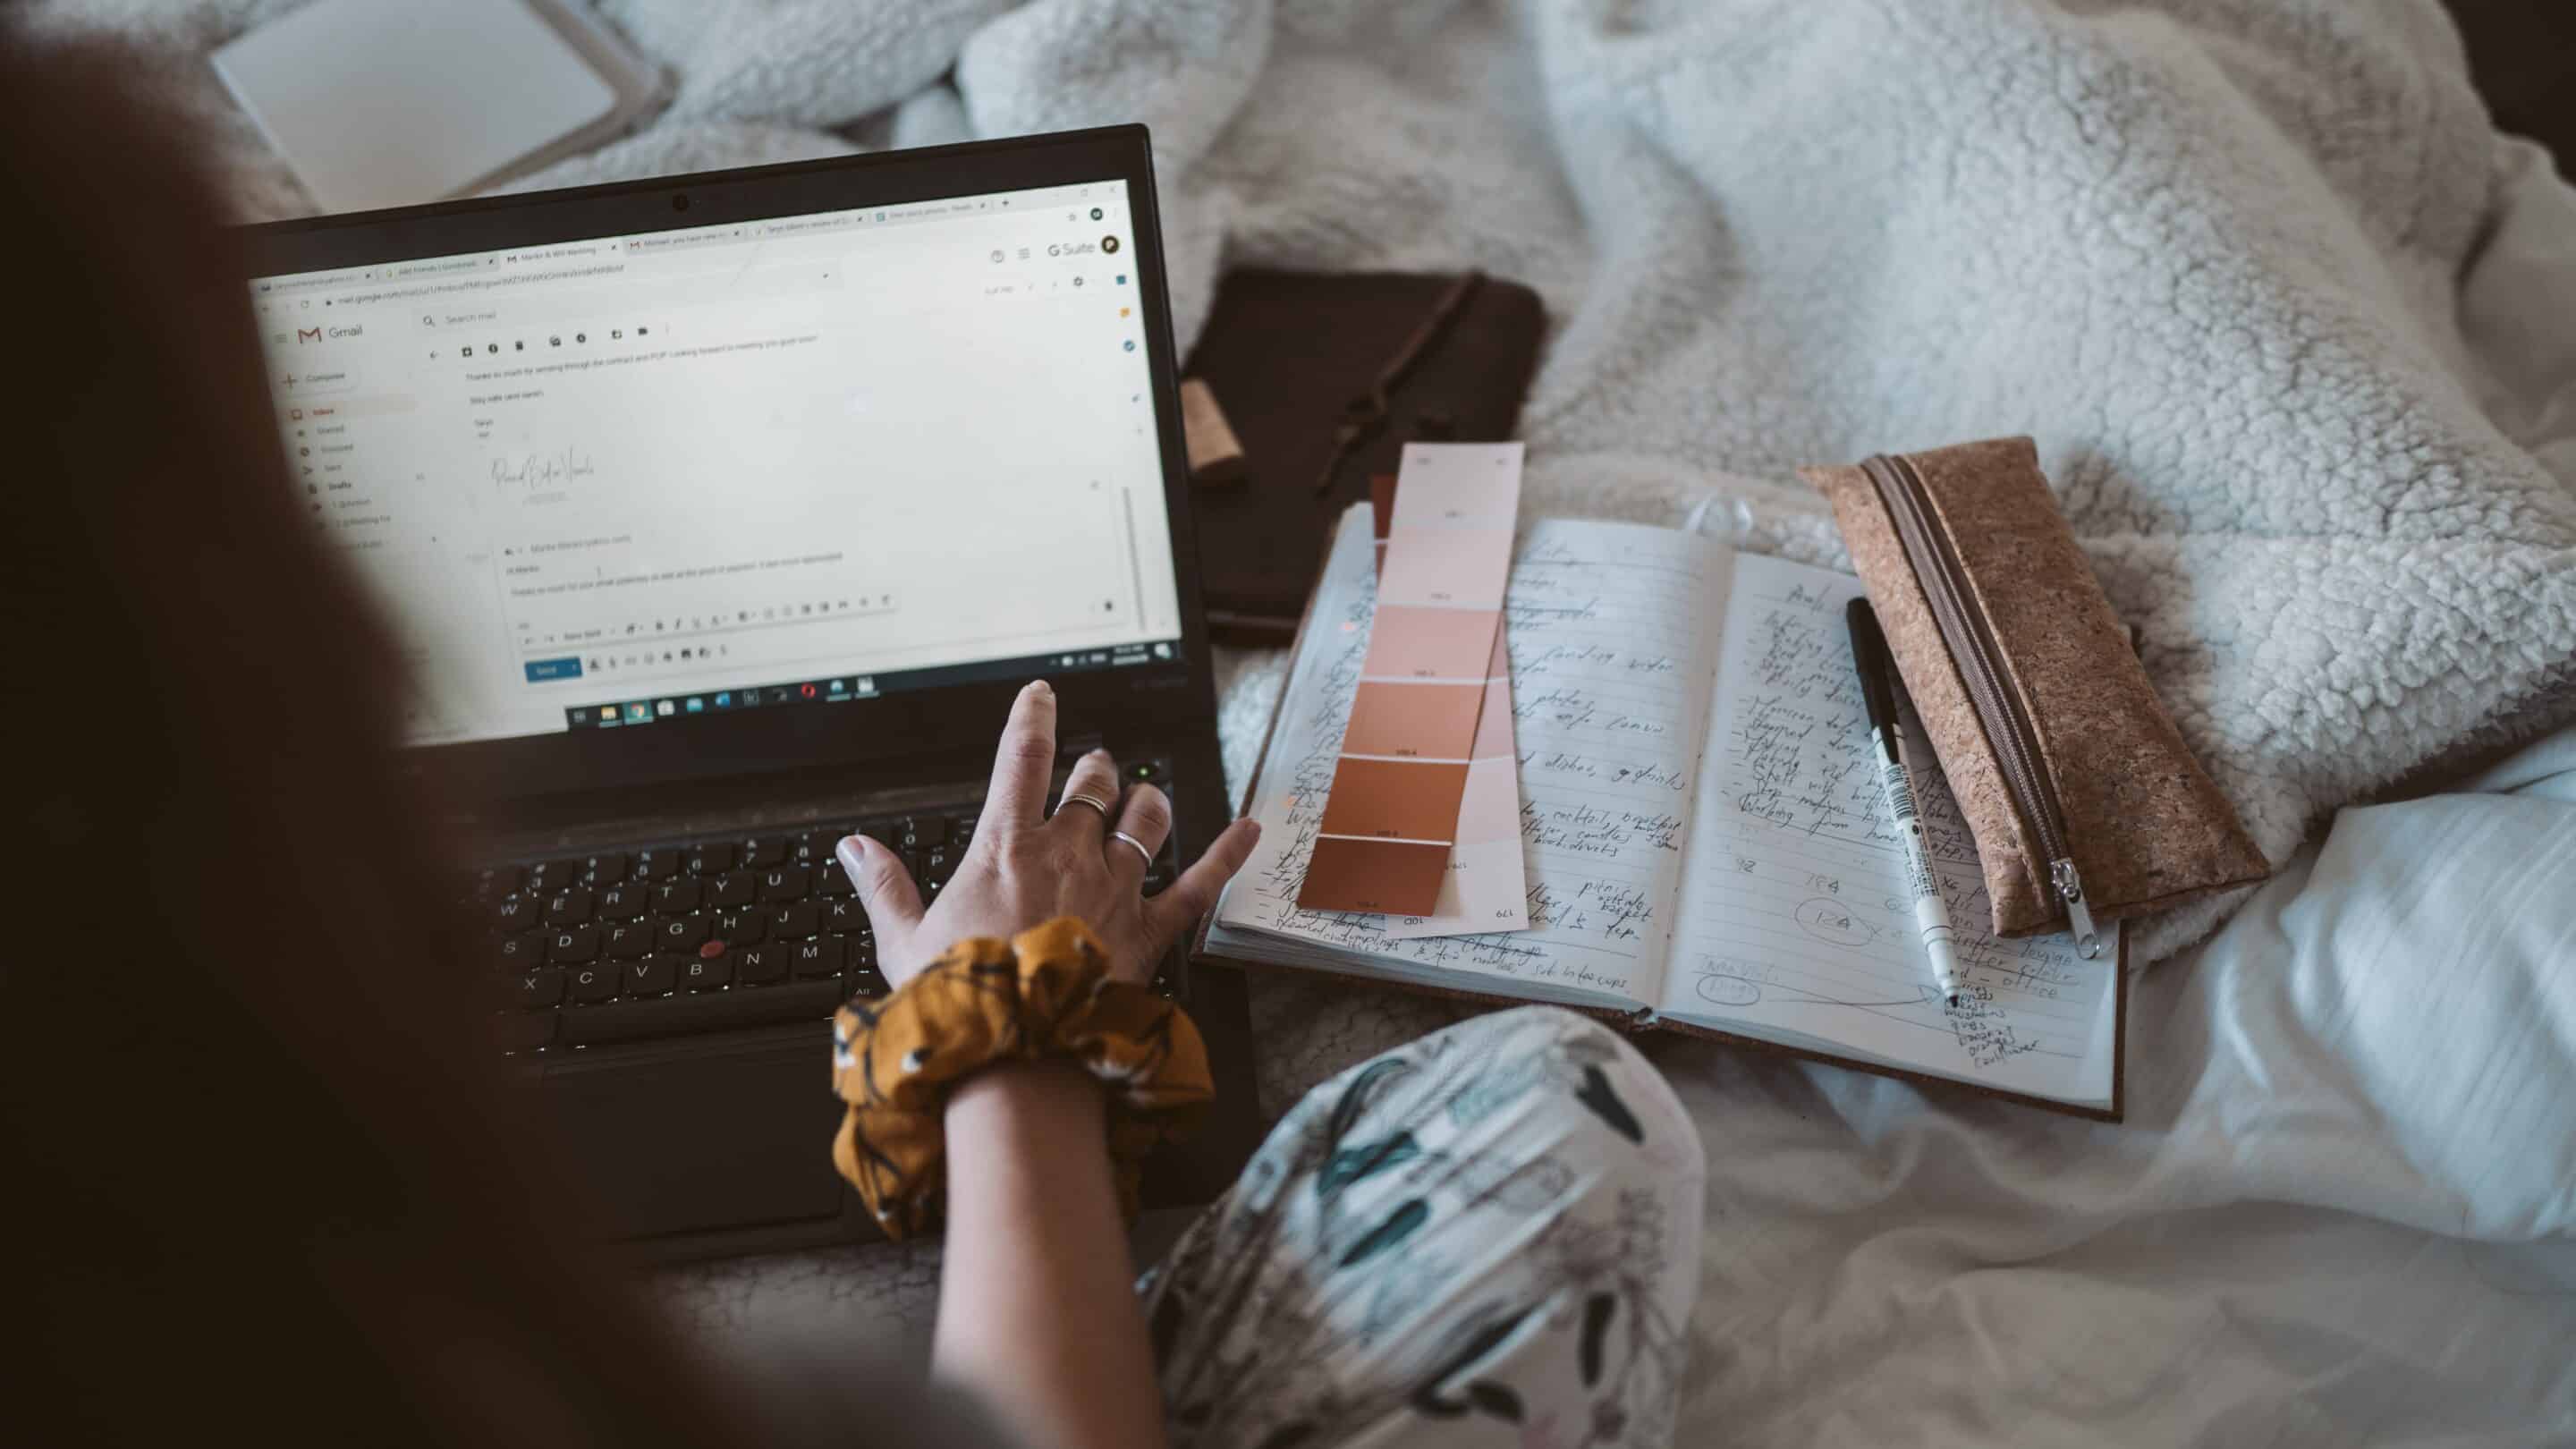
{"left": 1107, "top": 830, "right": 1155, "bottom": 868}
{"left": 1059, "top": 792, "right": 1114, "bottom": 821}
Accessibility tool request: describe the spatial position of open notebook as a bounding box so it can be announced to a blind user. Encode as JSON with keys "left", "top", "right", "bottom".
{"left": 1201, "top": 505, "right": 2126, "bottom": 1117}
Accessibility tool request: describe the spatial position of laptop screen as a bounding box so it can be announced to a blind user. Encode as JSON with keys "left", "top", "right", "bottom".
{"left": 247, "top": 179, "right": 1180, "bottom": 747}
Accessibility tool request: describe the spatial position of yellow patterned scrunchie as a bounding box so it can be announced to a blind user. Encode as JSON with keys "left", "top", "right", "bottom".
{"left": 828, "top": 917, "right": 1211, "bottom": 1239}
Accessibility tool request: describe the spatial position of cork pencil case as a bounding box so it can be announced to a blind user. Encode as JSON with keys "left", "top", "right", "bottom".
{"left": 1801, "top": 436, "right": 2267, "bottom": 955}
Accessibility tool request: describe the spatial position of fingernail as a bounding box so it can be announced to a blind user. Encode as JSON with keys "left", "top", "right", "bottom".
{"left": 1027, "top": 679, "right": 1052, "bottom": 698}
{"left": 835, "top": 835, "right": 868, "bottom": 877}
{"left": 1088, "top": 747, "right": 1112, "bottom": 761}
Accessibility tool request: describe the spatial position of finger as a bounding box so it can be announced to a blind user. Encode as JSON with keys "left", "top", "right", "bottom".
{"left": 1105, "top": 783, "right": 1173, "bottom": 886}
{"left": 1141, "top": 818, "right": 1260, "bottom": 953}
{"left": 1052, "top": 748, "right": 1120, "bottom": 833}
{"left": 980, "top": 681, "right": 1057, "bottom": 835}
{"left": 837, "top": 835, "right": 923, "bottom": 958}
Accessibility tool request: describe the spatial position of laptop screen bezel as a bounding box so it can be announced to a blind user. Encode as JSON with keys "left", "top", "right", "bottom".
{"left": 233, "top": 127, "right": 1216, "bottom": 803}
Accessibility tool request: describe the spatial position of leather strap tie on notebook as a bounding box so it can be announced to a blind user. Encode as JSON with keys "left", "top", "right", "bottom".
{"left": 1312, "top": 270, "right": 1487, "bottom": 494}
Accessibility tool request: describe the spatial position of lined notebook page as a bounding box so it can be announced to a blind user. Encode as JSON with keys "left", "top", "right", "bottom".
{"left": 1216, "top": 510, "right": 1726, "bottom": 1006}
{"left": 1661, "top": 553, "right": 2119, "bottom": 1106}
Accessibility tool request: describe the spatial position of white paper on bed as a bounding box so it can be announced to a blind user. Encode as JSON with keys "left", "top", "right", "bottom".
{"left": 1210, "top": 507, "right": 2119, "bottom": 1110}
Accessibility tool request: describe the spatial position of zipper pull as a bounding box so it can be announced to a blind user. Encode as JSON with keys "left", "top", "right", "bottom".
{"left": 2050, "top": 857, "right": 2103, "bottom": 960}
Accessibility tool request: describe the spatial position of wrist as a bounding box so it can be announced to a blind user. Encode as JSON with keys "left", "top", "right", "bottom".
{"left": 946, "top": 1056, "right": 1106, "bottom": 1133}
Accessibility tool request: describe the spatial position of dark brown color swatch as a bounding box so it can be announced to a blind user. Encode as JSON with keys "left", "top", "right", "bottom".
{"left": 1315, "top": 758, "right": 1473, "bottom": 841}
{"left": 1295, "top": 837, "right": 1454, "bottom": 916}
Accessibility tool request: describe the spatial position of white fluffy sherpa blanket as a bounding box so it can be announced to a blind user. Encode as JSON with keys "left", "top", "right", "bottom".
{"left": 29, "top": 0, "right": 2574, "bottom": 960}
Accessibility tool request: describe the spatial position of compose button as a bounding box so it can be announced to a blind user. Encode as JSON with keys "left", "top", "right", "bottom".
{"left": 522, "top": 656, "right": 584, "bottom": 682}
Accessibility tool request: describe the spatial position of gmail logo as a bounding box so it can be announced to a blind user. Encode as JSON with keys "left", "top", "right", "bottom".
{"left": 296, "top": 326, "right": 323, "bottom": 343}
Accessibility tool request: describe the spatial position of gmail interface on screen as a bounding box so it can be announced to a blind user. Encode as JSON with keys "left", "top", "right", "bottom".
{"left": 249, "top": 181, "right": 1179, "bottom": 746}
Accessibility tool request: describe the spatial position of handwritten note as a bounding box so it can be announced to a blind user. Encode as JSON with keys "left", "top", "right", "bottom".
{"left": 1662, "top": 554, "right": 2119, "bottom": 1105}
{"left": 1216, "top": 509, "right": 1727, "bottom": 1007}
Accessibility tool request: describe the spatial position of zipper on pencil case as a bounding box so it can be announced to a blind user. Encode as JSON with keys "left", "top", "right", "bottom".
{"left": 1860, "top": 453, "right": 2103, "bottom": 960}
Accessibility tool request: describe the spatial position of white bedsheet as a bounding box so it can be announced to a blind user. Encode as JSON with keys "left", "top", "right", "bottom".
{"left": 1648, "top": 721, "right": 2576, "bottom": 1445}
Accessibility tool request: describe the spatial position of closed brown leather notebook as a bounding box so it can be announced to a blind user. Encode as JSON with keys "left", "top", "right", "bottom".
{"left": 1181, "top": 269, "right": 1544, "bottom": 641}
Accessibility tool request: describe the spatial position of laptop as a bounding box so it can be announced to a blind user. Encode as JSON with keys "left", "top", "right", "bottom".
{"left": 235, "top": 128, "right": 1260, "bottom": 1259}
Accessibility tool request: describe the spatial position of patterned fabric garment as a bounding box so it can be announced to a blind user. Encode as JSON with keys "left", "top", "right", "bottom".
{"left": 829, "top": 918, "right": 1211, "bottom": 1238}
{"left": 1141, "top": 1006, "right": 1706, "bottom": 1449}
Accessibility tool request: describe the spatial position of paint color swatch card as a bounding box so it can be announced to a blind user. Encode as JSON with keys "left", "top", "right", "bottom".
{"left": 1384, "top": 623, "right": 1528, "bottom": 937}
{"left": 1362, "top": 464, "right": 1529, "bottom": 938}
{"left": 1204, "top": 507, "right": 2129, "bottom": 1119}
{"left": 1297, "top": 443, "right": 1523, "bottom": 916}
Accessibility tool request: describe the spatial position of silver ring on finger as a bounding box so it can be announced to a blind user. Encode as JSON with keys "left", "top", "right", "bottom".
{"left": 1107, "top": 830, "right": 1155, "bottom": 869}
{"left": 1059, "top": 792, "right": 1114, "bottom": 821}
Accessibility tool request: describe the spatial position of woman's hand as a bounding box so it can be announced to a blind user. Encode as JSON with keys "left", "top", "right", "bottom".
{"left": 835, "top": 679, "right": 1259, "bottom": 989}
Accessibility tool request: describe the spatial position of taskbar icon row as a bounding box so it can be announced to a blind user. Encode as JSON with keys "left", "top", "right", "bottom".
{"left": 560, "top": 639, "right": 1181, "bottom": 733}
{"left": 565, "top": 674, "right": 876, "bottom": 729}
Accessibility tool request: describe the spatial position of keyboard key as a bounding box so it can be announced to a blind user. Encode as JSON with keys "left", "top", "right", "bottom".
{"left": 716, "top": 911, "right": 766, "bottom": 946}
{"left": 472, "top": 866, "right": 523, "bottom": 902}
{"left": 496, "top": 932, "right": 547, "bottom": 970}
{"left": 708, "top": 871, "right": 758, "bottom": 908}
{"left": 495, "top": 1013, "right": 557, "bottom": 1054}
{"left": 651, "top": 877, "right": 703, "bottom": 914}
{"left": 625, "top": 957, "right": 679, "bottom": 997}
{"left": 510, "top": 968, "right": 565, "bottom": 1009}
{"left": 846, "top": 963, "right": 890, "bottom": 997}
{"left": 494, "top": 894, "right": 543, "bottom": 934}
{"left": 559, "top": 979, "right": 845, "bottom": 1046}
{"left": 686, "top": 843, "right": 736, "bottom": 876}
{"left": 582, "top": 852, "right": 629, "bottom": 886}
{"left": 527, "top": 856, "right": 586, "bottom": 893}
{"left": 923, "top": 848, "right": 958, "bottom": 885}
{"left": 790, "top": 936, "right": 844, "bottom": 979}
{"left": 732, "top": 943, "right": 786, "bottom": 987}
{"left": 763, "top": 902, "right": 817, "bottom": 940}
{"left": 820, "top": 898, "right": 866, "bottom": 934}
{"left": 547, "top": 925, "right": 600, "bottom": 964}
{"left": 604, "top": 922, "right": 655, "bottom": 961}
{"left": 567, "top": 965, "right": 620, "bottom": 1005}
{"left": 858, "top": 821, "right": 903, "bottom": 850}
{"left": 907, "top": 816, "right": 951, "bottom": 849}
{"left": 679, "top": 953, "right": 733, "bottom": 992}
{"left": 791, "top": 831, "right": 836, "bottom": 867}
{"left": 739, "top": 836, "right": 787, "bottom": 868}
{"left": 658, "top": 914, "right": 712, "bottom": 951}
{"left": 844, "top": 933, "right": 877, "bottom": 968}
{"left": 595, "top": 884, "right": 647, "bottom": 921}
{"left": 632, "top": 849, "right": 682, "bottom": 883}
{"left": 815, "top": 861, "right": 856, "bottom": 898}
{"left": 759, "top": 866, "right": 809, "bottom": 902}
{"left": 544, "top": 889, "right": 594, "bottom": 927}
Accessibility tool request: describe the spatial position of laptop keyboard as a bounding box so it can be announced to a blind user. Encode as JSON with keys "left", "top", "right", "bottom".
{"left": 477, "top": 764, "right": 1179, "bottom": 1055}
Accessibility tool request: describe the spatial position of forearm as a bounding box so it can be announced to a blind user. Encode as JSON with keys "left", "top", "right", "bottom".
{"left": 935, "top": 1060, "right": 1165, "bottom": 1449}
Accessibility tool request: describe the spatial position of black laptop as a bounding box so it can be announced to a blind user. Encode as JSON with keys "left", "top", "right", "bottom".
{"left": 236, "top": 128, "right": 1259, "bottom": 1259}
